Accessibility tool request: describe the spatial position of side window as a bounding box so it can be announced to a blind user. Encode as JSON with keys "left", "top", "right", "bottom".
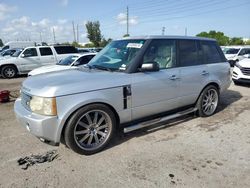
{"left": 179, "top": 40, "right": 200, "bottom": 66}
{"left": 143, "top": 39, "right": 176, "bottom": 69}
{"left": 76, "top": 55, "right": 95, "bottom": 65}
{"left": 239, "top": 49, "right": 250, "bottom": 55}
{"left": 54, "top": 46, "right": 78, "bottom": 54}
{"left": 39, "top": 47, "right": 53, "bottom": 56}
{"left": 201, "top": 41, "right": 222, "bottom": 64}
{"left": 23, "top": 48, "right": 38, "bottom": 57}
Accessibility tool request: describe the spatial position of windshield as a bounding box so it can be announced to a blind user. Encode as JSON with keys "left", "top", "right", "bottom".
{"left": 88, "top": 39, "right": 145, "bottom": 71}
{"left": 224, "top": 48, "right": 240, "bottom": 54}
{"left": 11, "top": 49, "right": 23, "bottom": 57}
{"left": 57, "top": 55, "right": 79, "bottom": 65}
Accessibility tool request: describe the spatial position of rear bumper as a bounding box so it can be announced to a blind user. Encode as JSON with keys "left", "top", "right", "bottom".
{"left": 14, "top": 98, "right": 60, "bottom": 145}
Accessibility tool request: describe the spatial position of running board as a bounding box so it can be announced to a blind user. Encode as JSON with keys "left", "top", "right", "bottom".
{"left": 123, "top": 107, "right": 197, "bottom": 133}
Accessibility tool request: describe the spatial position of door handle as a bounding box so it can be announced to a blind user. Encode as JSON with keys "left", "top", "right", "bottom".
{"left": 169, "top": 75, "right": 180, "bottom": 80}
{"left": 201, "top": 70, "right": 209, "bottom": 76}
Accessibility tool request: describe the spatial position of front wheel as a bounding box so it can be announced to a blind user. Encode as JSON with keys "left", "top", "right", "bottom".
{"left": 196, "top": 85, "right": 219, "bottom": 117}
{"left": 64, "top": 104, "right": 116, "bottom": 155}
{"left": 1, "top": 65, "right": 17, "bottom": 79}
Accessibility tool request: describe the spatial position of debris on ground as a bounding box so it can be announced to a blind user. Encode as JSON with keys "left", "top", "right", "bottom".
{"left": 17, "top": 150, "right": 59, "bottom": 170}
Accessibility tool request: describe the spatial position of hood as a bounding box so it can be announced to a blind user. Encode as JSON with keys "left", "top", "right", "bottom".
{"left": 22, "top": 68, "right": 130, "bottom": 97}
{"left": 28, "top": 65, "right": 76, "bottom": 76}
{"left": 238, "top": 58, "right": 250, "bottom": 68}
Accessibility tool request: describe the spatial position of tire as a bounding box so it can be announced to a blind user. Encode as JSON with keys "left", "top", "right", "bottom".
{"left": 1, "top": 65, "right": 17, "bottom": 79}
{"left": 196, "top": 85, "right": 219, "bottom": 117}
{"left": 233, "top": 80, "right": 240, "bottom": 85}
{"left": 64, "top": 104, "right": 116, "bottom": 155}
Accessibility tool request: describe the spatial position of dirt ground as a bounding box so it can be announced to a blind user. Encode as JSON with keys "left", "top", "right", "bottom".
{"left": 0, "top": 77, "right": 250, "bottom": 188}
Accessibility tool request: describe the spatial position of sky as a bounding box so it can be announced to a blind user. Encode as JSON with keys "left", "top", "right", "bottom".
{"left": 0, "top": 0, "right": 250, "bottom": 44}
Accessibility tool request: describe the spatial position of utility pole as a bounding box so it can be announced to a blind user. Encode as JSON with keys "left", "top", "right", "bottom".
{"left": 76, "top": 24, "right": 79, "bottom": 43}
{"left": 40, "top": 32, "right": 43, "bottom": 43}
{"left": 126, "top": 6, "right": 129, "bottom": 36}
{"left": 185, "top": 27, "right": 187, "bottom": 36}
{"left": 52, "top": 27, "right": 56, "bottom": 44}
{"left": 72, "top": 21, "right": 76, "bottom": 42}
{"left": 162, "top": 27, "right": 165, "bottom": 35}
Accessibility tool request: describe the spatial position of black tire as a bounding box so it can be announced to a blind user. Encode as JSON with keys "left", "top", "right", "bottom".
{"left": 1, "top": 65, "right": 17, "bottom": 79}
{"left": 64, "top": 104, "right": 116, "bottom": 155}
{"left": 233, "top": 80, "right": 240, "bottom": 85}
{"left": 196, "top": 85, "right": 219, "bottom": 117}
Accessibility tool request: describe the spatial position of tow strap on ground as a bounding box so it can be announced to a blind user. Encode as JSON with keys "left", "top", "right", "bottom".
{"left": 17, "top": 150, "right": 59, "bottom": 170}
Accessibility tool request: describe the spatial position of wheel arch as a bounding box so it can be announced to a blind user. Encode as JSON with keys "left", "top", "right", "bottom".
{"left": 0, "top": 64, "right": 19, "bottom": 74}
{"left": 195, "top": 82, "right": 220, "bottom": 105}
{"left": 60, "top": 102, "right": 120, "bottom": 143}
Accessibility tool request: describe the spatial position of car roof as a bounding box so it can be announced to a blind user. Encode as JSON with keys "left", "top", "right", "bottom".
{"left": 120, "top": 35, "right": 216, "bottom": 41}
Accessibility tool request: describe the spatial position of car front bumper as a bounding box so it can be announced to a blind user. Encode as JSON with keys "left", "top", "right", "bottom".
{"left": 14, "top": 98, "right": 60, "bottom": 145}
{"left": 232, "top": 66, "right": 250, "bottom": 83}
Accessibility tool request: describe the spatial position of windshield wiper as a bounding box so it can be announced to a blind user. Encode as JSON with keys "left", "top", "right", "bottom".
{"left": 92, "top": 65, "right": 114, "bottom": 72}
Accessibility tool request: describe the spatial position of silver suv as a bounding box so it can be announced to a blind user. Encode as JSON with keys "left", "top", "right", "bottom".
{"left": 14, "top": 36, "right": 231, "bottom": 155}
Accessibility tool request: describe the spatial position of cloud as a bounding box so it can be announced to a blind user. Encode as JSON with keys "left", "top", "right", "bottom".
{"left": 0, "top": 3, "right": 17, "bottom": 21}
{"left": 116, "top": 12, "right": 138, "bottom": 25}
{"left": 57, "top": 19, "right": 68, "bottom": 24}
{"left": 0, "top": 16, "right": 88, "bottom": 43}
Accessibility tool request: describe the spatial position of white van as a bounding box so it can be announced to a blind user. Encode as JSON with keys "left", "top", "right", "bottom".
{"left": 0, "top": 41, "right": 36, "bottom": 52}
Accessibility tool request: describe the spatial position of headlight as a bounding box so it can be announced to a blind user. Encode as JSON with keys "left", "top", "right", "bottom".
{"left": 29, "top": 96, "right": 57, "bottom": 116}
{"left": 235, "top": 62, "right": 241, "bottom": 69}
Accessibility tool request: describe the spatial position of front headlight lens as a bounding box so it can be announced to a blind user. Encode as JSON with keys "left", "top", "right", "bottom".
{"left": 30, "top": 96, "right": 57, "bottom": 116}
{"left": 235, "top": 62, "right": 241, "bottom": 69}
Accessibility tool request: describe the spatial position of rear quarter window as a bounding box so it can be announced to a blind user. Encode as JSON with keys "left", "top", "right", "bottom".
{"left": 201, "top": 41, "right": 225, "bottom": 64}
{"left": 54, "top": 46, "right": 78, "bottom": 54}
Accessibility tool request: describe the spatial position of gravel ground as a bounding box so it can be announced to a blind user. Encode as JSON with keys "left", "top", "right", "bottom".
{"left": 0, "top": 77, "right": 250, "bottom": 188}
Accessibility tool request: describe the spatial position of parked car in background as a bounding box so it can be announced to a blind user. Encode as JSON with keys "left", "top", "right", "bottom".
{"left": 0, "top": 45, "right": 78, "bottom": 78}
{"left": 0, "top": 48, "right": 23, "bottom": 58}
{"left": 14, "top": 36, "right": 231, "bottom": 155}
{"left": 232, "top": 54, "right": 250, "bottom": 84}
{"left": 28, "top": 52, "right": 96, "bottom": 76}
{"left": 0, "top": 41, "right": 36, "bottom": 52}
{"left": 224, "top": 46, "right": 250, "bottom": 66}
{"left": 77, "top": 48, "right": 94, "bottom": 53}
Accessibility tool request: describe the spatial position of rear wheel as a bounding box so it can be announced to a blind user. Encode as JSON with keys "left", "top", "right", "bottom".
{"left": 196, "top": 85, "right": 219, "bottom": 117}
{"left": 64, "top": 104, "right": 116, "bottom": 155}
{"left": 1, "top": 65, "right": 17, "bottom": 79}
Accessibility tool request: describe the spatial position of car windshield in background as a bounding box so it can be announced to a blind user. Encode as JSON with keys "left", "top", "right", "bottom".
{"left": 225, "top": 48, "right": 240, "bottom": 54}
{"left": 88, "top": 39, "right": 145, "bottom": 71}
{"left": 11, "top": 49, "right": 23, "bottom": 57}
{"left": 57, "top": 55, "right": 79, "bottom": 65}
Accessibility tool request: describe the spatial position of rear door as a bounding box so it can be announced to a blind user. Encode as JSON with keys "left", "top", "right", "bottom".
{"left": 39, "top": 47, "right": 57, "bottom": 66}
{"left": 178, "top": 39, "right": 209, "bottom": 106}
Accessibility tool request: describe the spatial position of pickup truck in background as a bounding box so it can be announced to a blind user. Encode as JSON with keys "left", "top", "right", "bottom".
{"left": 0, "top": 45, "right": 78, "bottom": 78}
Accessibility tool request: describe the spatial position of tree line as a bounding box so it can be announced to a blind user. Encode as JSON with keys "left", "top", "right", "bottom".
{"left": 196, "top": 30, "right": 250, "bottom": 46}
{"left": 1, "top": 24, "right": 249, "bottom": 48}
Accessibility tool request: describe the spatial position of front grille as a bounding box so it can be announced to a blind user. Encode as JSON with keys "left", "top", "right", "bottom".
{"left": 21, "top": 92, "right": 32, "bottom": 111}
{"left": 240, "top": 67, "right": 250, "bottom": 76}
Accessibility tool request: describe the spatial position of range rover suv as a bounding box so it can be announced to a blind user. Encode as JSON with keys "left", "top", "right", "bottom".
{"left": 14, "top": 36, "right": 231, "bottom": 155}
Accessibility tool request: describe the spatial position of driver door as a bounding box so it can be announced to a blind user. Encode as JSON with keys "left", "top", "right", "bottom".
{"left": 18, "top": 48, "right": 41, "bottom": 72}
{"left": 131, "top": 39, "right": 181, "bottom": 120}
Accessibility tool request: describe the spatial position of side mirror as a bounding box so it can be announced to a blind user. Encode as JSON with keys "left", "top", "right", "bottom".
{"left": 20, "top": 54, "right": 25, "bottom": 58}
{"left": 243, "top": 54, "right": 250, "bottom": 58}
{"left": 139, "top": 62, "right": 159, "bottom": 72}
